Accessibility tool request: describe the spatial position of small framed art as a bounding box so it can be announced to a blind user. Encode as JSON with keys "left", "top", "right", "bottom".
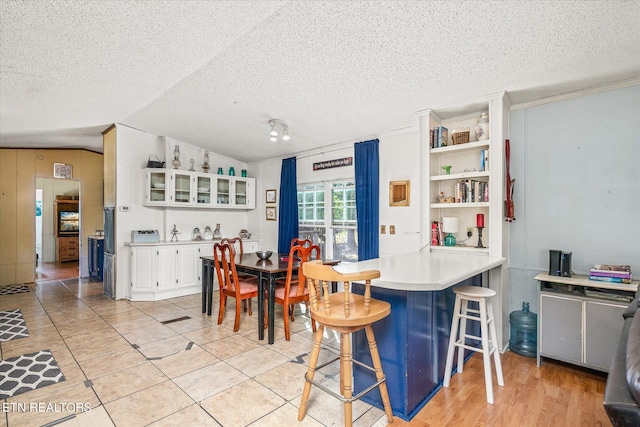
{"left": 266, "top": 206, "right": 277, "bottom": 221}
{"left": 266, "top": 189, "right": 277, "bottom": 203}
{"left": 53, "top": 163, "right": 73, "bottom": 179}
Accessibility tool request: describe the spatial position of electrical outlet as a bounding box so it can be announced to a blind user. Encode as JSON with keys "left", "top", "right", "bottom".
{"left": 380, "top": 225, "right": 386, "bottom": 234}
{"left": 467, "top": 227, "right": 473, "bottom": 237}
{"left": 390, "top": 225, "right": 395, "bottom": 234}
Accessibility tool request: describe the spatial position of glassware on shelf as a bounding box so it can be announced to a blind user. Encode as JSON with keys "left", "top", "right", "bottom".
{"left": 217, "top": 167, "right": 223, "bottom": 175}
{"left": 204, "top": 226, "right": 213, "bottom": 240}
{"left": 442, "top": 165, "right": 452, "bottom": 175}
{"left": 189, "top": 159, "right": 195, "bottom": 171}
{"left": 213, "top": 223, "right": 222, "bottom": 240}
{"left": 172, "top": 145, "right": 181, "bottom": 169}
{"left": 229, "top": 167, "right": 235, "bottom": 176}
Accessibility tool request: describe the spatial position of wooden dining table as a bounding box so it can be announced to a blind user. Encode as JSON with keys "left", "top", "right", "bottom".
{"left": 201, "top": 252, "right": 339, "bottom": 344}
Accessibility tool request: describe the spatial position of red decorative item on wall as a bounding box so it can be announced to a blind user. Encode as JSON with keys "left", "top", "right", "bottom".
{"left": 505, "top": 139, "right": 515, "bottom": 222}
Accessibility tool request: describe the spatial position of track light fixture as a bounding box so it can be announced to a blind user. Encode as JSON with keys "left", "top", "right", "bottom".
{"left": 268, "top": 119, "right": 290, "bottom": 142}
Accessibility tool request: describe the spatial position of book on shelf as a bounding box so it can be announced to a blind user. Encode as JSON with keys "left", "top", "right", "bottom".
{"left": 589, "top": 270, "right": 632, "bottom": 280}
{"left": 453, "top": 180, "right": 488, "bottom": 203}
{"left": 431, "top": 126, "right": 448, "bottom": 148}
{"left": 589, "top": 275, "right": 632, "bottom": 284}
{"left": 431, "top": 222, "right": 439, "bottom": 246}
{"left": 592, "top": 264, "right": 631, "bottom": 273}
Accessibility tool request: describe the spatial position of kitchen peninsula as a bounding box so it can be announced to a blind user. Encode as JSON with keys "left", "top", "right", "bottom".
{"left": 332, "top": 251, "right": 505, "bottom": 420}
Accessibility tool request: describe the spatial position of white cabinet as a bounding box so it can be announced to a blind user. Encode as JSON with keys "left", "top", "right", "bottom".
{"left": 145, "top": 169, "right": 170, "bottom": 205}
{"left": 214, "top": 176, "right": 255, "bottom": 209}
{"left": 129, "top": 243, "right": 200, "bottom": 301}
{"left": 419, "top": 92, "right": 509, "bottom": 257}
{"left": 128, "top": 239, "right": 259, "bottom": 301}
{"left": 144, "top": 168, "right": 255, "bottom": 209}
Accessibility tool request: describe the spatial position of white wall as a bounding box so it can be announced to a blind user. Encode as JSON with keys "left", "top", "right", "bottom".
{"left": 248, "top": 128, "right": 422, "bottom": 256}
{"left": 508, "top": 84, "right": 640, "bottom": 315}
{"left": 113, "top": 124, "right": 251, "bottom": 299}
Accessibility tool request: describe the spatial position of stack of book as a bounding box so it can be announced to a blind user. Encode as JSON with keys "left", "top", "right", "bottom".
{"left": 589, "top": 264, "right": 632, "bottom": 284}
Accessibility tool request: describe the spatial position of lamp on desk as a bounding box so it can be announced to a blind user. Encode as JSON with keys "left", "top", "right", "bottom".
{"left": 442, "top": 217, "right": 458, "bottom": 247}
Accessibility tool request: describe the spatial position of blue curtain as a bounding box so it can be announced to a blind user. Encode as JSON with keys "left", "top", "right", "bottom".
{"left": 354, "top": 139, "right": 379, "bottom": 260}
{"left": 278, "top": 157, "right": 299, "bottom": 254}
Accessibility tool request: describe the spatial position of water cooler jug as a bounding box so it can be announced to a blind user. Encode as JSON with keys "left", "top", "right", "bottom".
{"left": 509, "top": 301, "right": 537, "bottom": 358}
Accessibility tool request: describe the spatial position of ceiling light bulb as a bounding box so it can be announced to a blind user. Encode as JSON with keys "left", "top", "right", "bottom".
{"left": 270, "top": 135, "right": 277, "bottom": 142}
{"left": 282, "top": 128, "right": 290, "bottom": 141}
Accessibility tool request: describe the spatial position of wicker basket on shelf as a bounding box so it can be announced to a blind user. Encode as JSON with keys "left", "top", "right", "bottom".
{"left": 451, "top": 128, "right": 470, "bottom": 145}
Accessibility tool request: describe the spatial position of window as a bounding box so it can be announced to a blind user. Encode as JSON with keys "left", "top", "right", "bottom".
{"left": 297, "top": 180, "right": 358, "bottom": 262}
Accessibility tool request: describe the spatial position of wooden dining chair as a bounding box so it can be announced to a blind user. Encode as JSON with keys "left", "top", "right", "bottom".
{"left": 273, "top": 243, "right": 320, "bottom": 340}
{"left": 291, "top": 237, "right": 313, "bottom": 248}
{"left": 213, "top": 242, "right": 259, "bottom": 332}
{"left": 298, "top": 260, "right": 394, "bottom": 427}
{"left": 221, "top": 237, "right": 256, "bottom": 314}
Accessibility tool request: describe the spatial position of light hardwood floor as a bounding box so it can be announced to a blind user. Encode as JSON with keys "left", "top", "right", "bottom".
{"left": 392, "top": 350, "right": 610, "bottom": 426}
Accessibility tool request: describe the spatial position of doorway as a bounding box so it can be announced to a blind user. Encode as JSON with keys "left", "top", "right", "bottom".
{"left": 35, "top": 177, "right": 80, "bottom": 281}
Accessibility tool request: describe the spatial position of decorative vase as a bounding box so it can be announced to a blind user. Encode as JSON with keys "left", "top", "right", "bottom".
{"left": 475, "top": 112, "right": 489, "bottom": 141}
{"left": 229, "top": 167, "right": 235, "bottom": 176}
{"left": 442, "top": 165, "right": 452, "bottom": 175}
{"left": 202, "top": 151, "right": 210, "bottom": 173}
{"left": 188, "top": 159, "right": 195, "bottom": 171}
{"left": 172, "top": 145, "right": 181, "bottom": 169}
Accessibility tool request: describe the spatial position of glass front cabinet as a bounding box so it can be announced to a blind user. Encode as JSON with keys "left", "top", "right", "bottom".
{"left": 145, "top": 169, "right": 169, "bottom": 205}
{"left": 144, "top": 169, "right": 254, "bottom": 209}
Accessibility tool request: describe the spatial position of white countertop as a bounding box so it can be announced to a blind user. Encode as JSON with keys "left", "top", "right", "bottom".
{"left": 125, "top": 238, "right": 258, "bottom": 247}
{"left": 332, "top": 251, "right": 505, "bottom": 291}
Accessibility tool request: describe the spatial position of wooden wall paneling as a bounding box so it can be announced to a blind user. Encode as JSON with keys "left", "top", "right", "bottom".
{"left": 16, "top": 150, "right": 36, "bottom": 283}
{"left": 0, "top": 149, "right": 18, "bottom": 284}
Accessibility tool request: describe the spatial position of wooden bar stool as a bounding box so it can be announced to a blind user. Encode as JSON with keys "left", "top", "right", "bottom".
{"left": 298, "top": 260, "right": 394, "bottom": 427}
{"left": 443, "top": 285, "right": 504, "bottom": 404}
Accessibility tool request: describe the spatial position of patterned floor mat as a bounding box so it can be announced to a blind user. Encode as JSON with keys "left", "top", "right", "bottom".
{"left": 0, "top": 350, "right": 65, "bottom": 399}
{"left": 0, "top": 309, "right": 30, "bottom": 342}
{"left": 0, "top": 284, "right": 30, "bottom": 296}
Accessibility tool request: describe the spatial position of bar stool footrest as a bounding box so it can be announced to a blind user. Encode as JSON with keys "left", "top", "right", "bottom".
{"left": 304, "top": 358, "right": 388, "bottom": 404}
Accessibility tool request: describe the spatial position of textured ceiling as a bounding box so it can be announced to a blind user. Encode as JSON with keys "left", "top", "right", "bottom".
{"left": 1, "top": 1, "right": 639, "bottom": 163}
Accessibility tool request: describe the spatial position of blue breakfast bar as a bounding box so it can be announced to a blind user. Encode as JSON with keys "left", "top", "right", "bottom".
{"left": 333, "top": 251, "right": 505, "bottom": 421}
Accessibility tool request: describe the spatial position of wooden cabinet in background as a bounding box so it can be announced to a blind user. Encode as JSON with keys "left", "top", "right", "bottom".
{"left": 57, "top": 236, "right": 79, "bottom": 263}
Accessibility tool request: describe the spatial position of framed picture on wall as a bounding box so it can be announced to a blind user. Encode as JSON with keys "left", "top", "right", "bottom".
{"left": 53, "top": 163, "right": 72, "bottom": 179}
{"left": 266, "top": 189, "right": 276, "bottom": 203}
{"left": 266, "top": 206, "right": 277, "bottom": 221}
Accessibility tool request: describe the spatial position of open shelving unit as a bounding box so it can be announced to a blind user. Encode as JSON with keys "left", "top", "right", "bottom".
{"left": 419, "top": 92, "right": 510, "bottom": 259}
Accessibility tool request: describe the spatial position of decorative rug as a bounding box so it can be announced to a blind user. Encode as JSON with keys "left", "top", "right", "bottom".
{"left": 0, "top": 284, "right": 30, "bottom": 296}
{"left": 0, "top": 309, "right": 30, "bottom": 342}
{"left": 0, "top": 350, "right": 65, "bottom": 399}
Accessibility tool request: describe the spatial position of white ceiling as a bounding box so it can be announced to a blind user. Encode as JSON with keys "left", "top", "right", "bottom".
{"left": 1, "top": 1, "right": 639, "bottom": 163}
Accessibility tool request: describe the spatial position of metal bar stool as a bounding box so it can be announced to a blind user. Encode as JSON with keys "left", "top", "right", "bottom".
{"left": 298, "top": 260, "right": 394, "bottom": 427}
{"left": 443, "top": 285, "right": 504, "bottom": 404}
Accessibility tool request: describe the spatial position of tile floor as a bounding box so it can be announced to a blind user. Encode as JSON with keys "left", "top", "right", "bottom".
{"left": 0, "top": 278, "right": 390, "bottom": 427}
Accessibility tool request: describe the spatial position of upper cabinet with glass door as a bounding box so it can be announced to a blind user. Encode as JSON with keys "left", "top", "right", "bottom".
{"left": 194, "top": 174, "right": 213, "bottom": 207}
{"left": 144, "top": 169, "right": 255, "bottom": 209}
{"left": 145, "top": 169, "right": 169, "bottom": 205}
{"left": 170, "top": 170, "right": 193, "bottom": 206}
{"left": 233, "top": 177, "right": 255, "bottom": 209}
